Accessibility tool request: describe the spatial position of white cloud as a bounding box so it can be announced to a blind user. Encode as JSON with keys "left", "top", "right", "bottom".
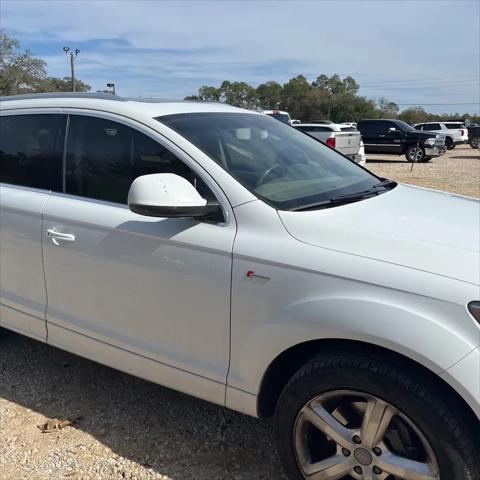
{"left": 2, "top": 0, "right": 479, "bottom": 112}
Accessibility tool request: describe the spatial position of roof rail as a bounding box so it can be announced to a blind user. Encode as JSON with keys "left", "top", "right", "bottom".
{"left": 0, "top": 92, "right": 125, "bottom": 102}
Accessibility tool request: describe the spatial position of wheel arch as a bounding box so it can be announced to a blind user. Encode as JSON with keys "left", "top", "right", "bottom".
{"left": 256, "top": 338, "right": 479, "bottom": 428}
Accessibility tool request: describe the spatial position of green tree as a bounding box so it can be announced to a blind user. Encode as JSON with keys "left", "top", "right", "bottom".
{"left": 377, "top": 97, "right": 399, "bottom": 119}
{"left": 280, "top": 75, "right": 310, "bottom": 118}
{"left": 312, "top": 74, "right": 359, "bottom": 95}
{"left": 256, "top": 81, "right": 282, "bottom": 109}
{"left": 219, "top": 81, "right": 256, "bottom": 108}
{"left": 35, "top": 76, "right": 91, "bottom": 93}
{"left": 0, "top": 31, "right": 47, "bottom": 95}
{"left": 398, "top": 106, "right": 429, "bottom": 124}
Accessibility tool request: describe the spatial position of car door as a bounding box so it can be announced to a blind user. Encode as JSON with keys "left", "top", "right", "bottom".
{"left": 380, "top": 121, "right": 404, "bottom": 153}
{"left": 358, "top": 121, "right": 383, "bottom": 152}
{"left": 0, "top": 112, "right": 64, "bottom": 340}
{"left": 42, "top": 112, "right": 235, "bottom": 403}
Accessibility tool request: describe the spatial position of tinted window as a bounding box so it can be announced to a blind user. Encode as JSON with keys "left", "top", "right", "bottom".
{"left": 0, "top": 114, "right": 64, "bottom": 190}
{"left": 160, "top": 113, "right": 379, "bottom": 211}
{"left": 266, "top": 113, "right": 290, "bottom": 123}
{"left": 65, "top": 115, "right": 212, "bottom": 204}
{"left": 340, "top": 127, "right": 357, "bottom": 132}
{"left": 422, "top": 124, "right": 441, "bottom": 130}
{"left": 444, "top": 123, "right": 463, "bottom": 129}
{"left": 357, "top": 121, "right": 386, "bottom": 134}
{"left": 296, "top": 126, "right": 332, "bottom": 132}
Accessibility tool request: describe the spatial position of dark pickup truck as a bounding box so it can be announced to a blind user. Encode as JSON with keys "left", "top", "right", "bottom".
{"left": 468, "top": 125, "right": 480, "bottom": 148}
{"left": 357, "top": 119, "right": 447, "bottom": 162}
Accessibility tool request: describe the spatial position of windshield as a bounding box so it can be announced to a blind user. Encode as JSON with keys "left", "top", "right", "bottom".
{"left": 159, "top": 112, "right": 381, "bottom": 211}
{"left": 393, "top": 120, "right": 416, "bottom": 132}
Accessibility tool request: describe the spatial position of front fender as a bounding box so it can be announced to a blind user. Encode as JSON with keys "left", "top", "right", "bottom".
{"left": 228, "top": 267, "right": 479, "bottom": 396}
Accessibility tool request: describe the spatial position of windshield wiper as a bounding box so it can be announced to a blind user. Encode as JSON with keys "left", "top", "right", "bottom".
{"left": 290, "top": 192, "right": 376, "bottom": 211}
{"left": 372, "top": 179, "right": 397, "bottom": 189}
{"left": 290, "top": 179, "right": 396, "bottom": 212}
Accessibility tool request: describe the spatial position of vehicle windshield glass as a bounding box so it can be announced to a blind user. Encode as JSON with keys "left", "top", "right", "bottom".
{"left": 266, "top": 113, "right": 290, "bottom": 123}
{"left": 394, "top": 120, "right": 416, "bottom": 132}
{"left": 158, "top": 113, "right": 381, "bottom": 211}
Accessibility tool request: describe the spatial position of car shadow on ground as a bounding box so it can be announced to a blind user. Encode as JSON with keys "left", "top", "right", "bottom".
{"left": 450, "top": 154, "right": 479, "bottom": 159}
{"left": 0, "top": 330, "right": 287, "bottom": 479}
{"left": 366, "top": 159, "right": 407, "bottom": 164}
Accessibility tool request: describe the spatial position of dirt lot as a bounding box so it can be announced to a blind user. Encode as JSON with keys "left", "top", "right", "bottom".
{"left": 367, "top": 143, "right": 480, "bottom": 198}
{"left": 1, "top": 144, "right": 478, "bottom": 480}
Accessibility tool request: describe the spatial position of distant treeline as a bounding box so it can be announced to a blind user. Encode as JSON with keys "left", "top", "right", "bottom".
{"left": 185, "top": 75, "right": 480, "bottom": 124}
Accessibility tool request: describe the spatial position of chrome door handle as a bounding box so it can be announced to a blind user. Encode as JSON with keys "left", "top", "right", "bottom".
{"left": 46, "top": 229, "right": 76, "bottom": 245}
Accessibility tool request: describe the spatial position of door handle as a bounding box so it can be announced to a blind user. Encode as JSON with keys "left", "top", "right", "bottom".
{"left": 378, "top": 134, "right": 386, "bottom": 137}
{"left": 46, "top": 229, "right": 76, "bottom": 245}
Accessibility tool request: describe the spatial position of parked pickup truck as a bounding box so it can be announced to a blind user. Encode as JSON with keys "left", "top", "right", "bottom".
{"left": 357, "top": 119, "right": 447, "bottom": 162}
{"left": 467, "top": 125, "right": 480, "bottom": 148}
{"left": 413, "top": 122, "right": 469, "bottom": 150}
{"left": 293, "top": 123, "right": 364, "bottom": 164}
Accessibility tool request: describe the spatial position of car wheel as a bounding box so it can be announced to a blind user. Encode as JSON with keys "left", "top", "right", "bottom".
{"left": 405, "top": 144, "right": 425, "bottom": 162}
{"left": 445, "top": 137, "right": 454, "bottom": 150}
{"left": 470, "top": 136, "right": 480, "bottom": 149}
{"left": 274, "top": 352, "right": 479, "bottom": 480}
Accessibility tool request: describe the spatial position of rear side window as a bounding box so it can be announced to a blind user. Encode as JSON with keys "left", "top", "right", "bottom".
{"left": 65, "top": 115, "right": 212, "bottom": 204}
{"left": 444, "top": 123, "right": 463, "bottom": 129}
{"left": 296, "top": 126, "right": 332, "bottom": 132}
{"left": 357, "top": 121, "right": 386, "bottom": 134}
{"left": 0, "top": 114, "right": 64, "bottom": 190}
{"left": 422, "top": 124, "right": 441, "bottom": 130}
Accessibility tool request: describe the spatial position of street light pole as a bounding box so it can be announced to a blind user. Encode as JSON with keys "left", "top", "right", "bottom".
{"left": 63, "top": 47, "right": 80, "bottom": 92}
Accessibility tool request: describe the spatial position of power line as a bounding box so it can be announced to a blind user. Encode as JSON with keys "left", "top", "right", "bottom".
{"left": 395, "top": 102, "right": 480, "bottom": 106}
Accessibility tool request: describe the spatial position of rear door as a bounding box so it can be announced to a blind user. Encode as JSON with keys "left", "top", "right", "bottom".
{"left": 357, "top": 121, "right": 384, "bottom": 152}
{"left": 0, "top": 112, "right": 65, "bottom": 340}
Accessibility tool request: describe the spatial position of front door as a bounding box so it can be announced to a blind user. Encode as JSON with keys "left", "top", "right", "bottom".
{"left": 42, "top": 113, "right": 235, "bottom": 401}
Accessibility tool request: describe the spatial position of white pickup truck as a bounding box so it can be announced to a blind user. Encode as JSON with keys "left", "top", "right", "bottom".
{"left": 293, "top": 122, "right": 364, "bottom": 164}
{"left": 413, "top": 122, "right": 469, "bottom": 150}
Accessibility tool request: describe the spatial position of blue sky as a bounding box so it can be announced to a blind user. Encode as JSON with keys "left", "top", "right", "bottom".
{"left": 1, "top": 0, "right": 479, "bottom": 114}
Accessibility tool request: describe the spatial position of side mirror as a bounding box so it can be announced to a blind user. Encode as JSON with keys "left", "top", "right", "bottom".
{"left": 128, "top": 173, "right": 220, "bottom": 219}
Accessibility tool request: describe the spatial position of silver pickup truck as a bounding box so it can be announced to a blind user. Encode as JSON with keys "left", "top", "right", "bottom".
{"left": 294, "top": 122, "right": 364, "bottom": 164}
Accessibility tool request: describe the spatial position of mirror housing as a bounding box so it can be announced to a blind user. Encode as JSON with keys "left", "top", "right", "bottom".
{"left": 128, "top": 173, "right": 220, "bottom": 219}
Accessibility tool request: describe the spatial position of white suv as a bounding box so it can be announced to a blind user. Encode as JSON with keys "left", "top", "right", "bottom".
{"left": 1, "top": 93, "right": 479, "bottom": 480}
{"left": 414, "top": 122, "right": 469, "bottom": 150}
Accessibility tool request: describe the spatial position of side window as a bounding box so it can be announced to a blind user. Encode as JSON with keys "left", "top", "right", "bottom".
{"left": 0, "top": 114, "right": 64, "bottom": 190}
{"left": 358, "top": 121, "right": 383, "bottom": 134}
{"left": 414, "top": 125, "right": 424, "bottom": 130}
{"left": 65, "top": 115, "right": 213, "bottom": 204}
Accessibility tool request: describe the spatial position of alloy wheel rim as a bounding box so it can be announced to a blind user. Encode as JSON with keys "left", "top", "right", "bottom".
{"left": 410, "top": 147, "right": 423, "bottom": 162}
{"left": 293, "top": 389, "right": 440, "bottom": 480}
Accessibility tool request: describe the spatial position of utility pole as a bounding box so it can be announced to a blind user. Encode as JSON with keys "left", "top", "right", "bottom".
{"left": 327, "top": 93, "right": 332, "bottom": 120}
{"left": 63, "top": 47, "right": 80, "bottom": 92}
{"left": 107, "top": 83, "right": 116, "bottom": 95}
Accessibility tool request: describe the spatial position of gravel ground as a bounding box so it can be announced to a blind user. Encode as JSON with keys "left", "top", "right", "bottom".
{"left": 366, "top": 143, "right": 480, "bottom": 198}
{"left": 1, "top": 143, "right": 478, "bottom": 480}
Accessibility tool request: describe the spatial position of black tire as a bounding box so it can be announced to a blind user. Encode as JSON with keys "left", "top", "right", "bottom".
{"left": 274, "top": 352, "right": 480, "bottom": 480}
{"left": 405, "top": 144, "right": 425, "bottom": 162}
{"left": 445, "top": 137, "right": 454, "bottom": 150}
{"left": 470, "top": 136, "right": 480, "bottom": 149}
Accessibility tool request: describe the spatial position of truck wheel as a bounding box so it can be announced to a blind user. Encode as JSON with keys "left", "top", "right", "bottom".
{"left": 405, "top": 144, "right": 425, "bottom": 162}
{"left": 470, "top": 136, "right": 480, "bottom": 149}
{"left": 445, "top": 137, "right": 454, "bottom": 150}
{"left": 274, "top": 352, "right": 480, "bottom": 480}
